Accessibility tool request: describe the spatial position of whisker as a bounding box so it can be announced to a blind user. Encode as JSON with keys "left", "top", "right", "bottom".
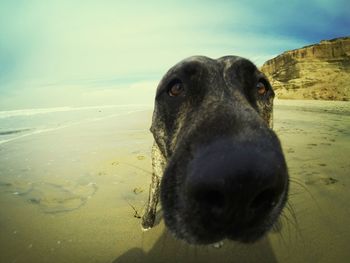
{"left": 281, "top": 209, "right": 295, "bottom": 243}
{"left": 277, "top": 221, "right": 288, "bottom": 248}
{"left": 289, "top": 177, "right": 323, "bottom": 212}
{"left": 284, "top": 202, "right": 299, "bottom": 230}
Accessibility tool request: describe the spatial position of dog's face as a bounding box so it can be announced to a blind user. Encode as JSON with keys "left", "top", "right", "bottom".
{"left": 151, "top": 56, "right": 289, "bottom": 244}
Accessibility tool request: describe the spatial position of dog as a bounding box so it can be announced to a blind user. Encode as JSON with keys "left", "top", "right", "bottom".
{"left": 141, "top": 55, "right": 289, "bottom": 245}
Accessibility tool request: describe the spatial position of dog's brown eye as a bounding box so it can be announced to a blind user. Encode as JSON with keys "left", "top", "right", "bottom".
{"left": 168, "top": 82, "right": 184, "bottom": 97}
{"left": 257, "top": 82, "right": 267, "bottom": 95}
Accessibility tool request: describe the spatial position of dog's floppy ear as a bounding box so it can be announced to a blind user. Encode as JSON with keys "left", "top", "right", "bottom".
{"left": 150, "top": 105, "right": 169, "bottom": 159}
{"left": 256, "top": 73, "right": 275, "bottom": 129}
{"left": 266, "top": 76, "right": 275, "bottom": 129}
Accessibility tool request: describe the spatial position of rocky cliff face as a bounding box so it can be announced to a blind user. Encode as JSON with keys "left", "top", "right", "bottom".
{"left": 261, "top": 37, "right": 350, "bottom": 101}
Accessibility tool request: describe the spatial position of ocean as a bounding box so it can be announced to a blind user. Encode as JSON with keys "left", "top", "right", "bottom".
{"left": 0, "top": 105, "right": 153, "bottom": 145}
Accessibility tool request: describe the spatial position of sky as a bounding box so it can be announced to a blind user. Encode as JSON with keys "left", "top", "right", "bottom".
{"left": 0, "top": 0, "right": 349, "bottom": 110}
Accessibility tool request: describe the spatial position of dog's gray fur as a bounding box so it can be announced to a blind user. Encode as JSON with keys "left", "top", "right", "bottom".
{"left": 141, "top": 55, "right": 288, "bottom": 244}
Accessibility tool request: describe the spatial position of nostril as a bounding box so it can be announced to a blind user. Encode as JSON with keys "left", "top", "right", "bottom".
{"left": 250, "top": 188, "right": 279, "bottom": 212}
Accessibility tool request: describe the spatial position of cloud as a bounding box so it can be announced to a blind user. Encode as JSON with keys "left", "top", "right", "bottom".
{"left": 0, "top": 0, "right": 348, "bottom": 109}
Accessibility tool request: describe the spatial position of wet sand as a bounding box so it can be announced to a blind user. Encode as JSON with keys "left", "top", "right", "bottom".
{"left": 0, "top": 100, "right": 349, "bottom": 263}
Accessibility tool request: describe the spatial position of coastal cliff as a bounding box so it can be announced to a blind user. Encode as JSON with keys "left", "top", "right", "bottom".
{"left": 261, "top": 37, "right": 350, "bottom": 100}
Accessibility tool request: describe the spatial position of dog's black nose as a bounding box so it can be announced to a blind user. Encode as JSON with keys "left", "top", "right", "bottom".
{"left": 185, "top": 139, "right": 287, "bottom": 228}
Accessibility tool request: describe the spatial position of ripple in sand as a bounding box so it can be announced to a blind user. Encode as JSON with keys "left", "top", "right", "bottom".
{"left": 0, "top": 180, "right": 97, "bottom": 213}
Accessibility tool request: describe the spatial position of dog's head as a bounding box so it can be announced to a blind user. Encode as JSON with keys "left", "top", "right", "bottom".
{"left": 151, "top": 56, "right": 289, "bottom": 244}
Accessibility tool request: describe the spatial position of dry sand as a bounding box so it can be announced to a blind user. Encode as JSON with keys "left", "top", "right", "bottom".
{"left": 0, "top": 100, "right": 349, "bottom": 263}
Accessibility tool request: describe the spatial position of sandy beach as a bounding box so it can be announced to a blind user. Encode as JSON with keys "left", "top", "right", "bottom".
{"left": 0, "top": 100, "right": 349, "bottom": 263}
